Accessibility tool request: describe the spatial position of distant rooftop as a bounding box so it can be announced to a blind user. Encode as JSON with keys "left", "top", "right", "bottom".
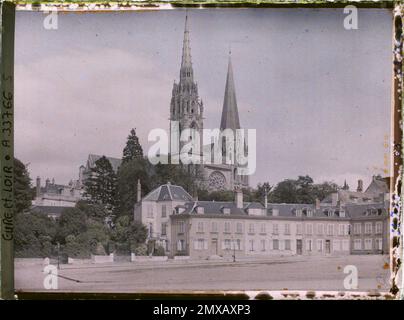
{"left": 143, "top": 183, "right": 193, "bottom": 202}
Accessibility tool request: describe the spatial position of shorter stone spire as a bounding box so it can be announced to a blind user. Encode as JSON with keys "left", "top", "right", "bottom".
{"left": 220, "top": 51, "right": 241, "bottom": 131}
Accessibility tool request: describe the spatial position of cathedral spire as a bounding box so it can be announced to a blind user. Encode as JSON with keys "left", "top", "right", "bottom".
{"left": 180, "top": 13, "right": 193, "bottom": 81}
{"left": 220, "top": 52, "right": 241, "bottom": 130}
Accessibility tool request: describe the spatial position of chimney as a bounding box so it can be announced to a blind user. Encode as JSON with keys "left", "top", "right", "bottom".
{"left": 315, "top": 198, "right": 320, "bottom": 210}
{"left": 235, "top": 187, "right": 243, "bottom": 209}
{"left": 137, "top": 179, "right": 141, "bottom": 202}
{"left": 331, "top": 192, "right": 338, "bottom": 206}
{"left": 52, "top": 178, "right": 55, "bottom": 185}
{"left": 45, "top": 178, "right": 50, "bottom": 188}
{"left": 36, "top": 176, "right": 41, "bottom": 198}
{"left": 357, "top": 179, "right": 363, "bottom": 192}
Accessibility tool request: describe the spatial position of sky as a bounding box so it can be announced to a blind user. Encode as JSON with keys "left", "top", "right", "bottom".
{"left": 15, "top": 8, "right": 393, "bottom": 189}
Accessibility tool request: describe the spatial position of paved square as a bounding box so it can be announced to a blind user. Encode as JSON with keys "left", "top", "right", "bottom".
{"left": 15, "top": 255, "right": 390, "bottom": 293}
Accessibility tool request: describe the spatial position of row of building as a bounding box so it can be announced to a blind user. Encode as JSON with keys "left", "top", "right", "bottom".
{"left": 134, "top": 176, "right": 390, "bottom": 259}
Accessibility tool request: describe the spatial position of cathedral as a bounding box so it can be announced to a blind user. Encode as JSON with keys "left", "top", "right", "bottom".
{"left": 169, "top": 14, "right": 250, "bottom": 191}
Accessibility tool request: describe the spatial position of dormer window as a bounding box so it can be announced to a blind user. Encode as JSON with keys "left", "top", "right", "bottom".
{"left": 197, "top": 206, "right": 204, "bottom": 214}
{"left": 223, "top": 208, "right": 231, "bottom": 215}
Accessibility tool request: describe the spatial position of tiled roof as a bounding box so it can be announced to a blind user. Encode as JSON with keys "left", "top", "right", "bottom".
{"left": 345, "top": 203, "right": 387, "bottom": 218}
{"left": 321, "top": 190, "right": 379, "bottom": 204}
{"left": 266, "top": 203, "right": 315, "bottom": 217}
{"left": 181, "top": 201, "right": 248, "bottom": 215}
{"left": 143, "top": 184, "right": 193, "bottom": 202}
{"left": 365, "top": 177, "right": 389, "bottom": 194}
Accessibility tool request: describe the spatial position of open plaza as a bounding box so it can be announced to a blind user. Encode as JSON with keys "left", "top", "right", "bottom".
{"left": 15, "top": 254, "right": 390, "bottom": 293}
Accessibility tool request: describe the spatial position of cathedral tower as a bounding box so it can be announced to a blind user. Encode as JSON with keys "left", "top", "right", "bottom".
{"left": 170, "top": 14, "right": 204, "bottom": 161}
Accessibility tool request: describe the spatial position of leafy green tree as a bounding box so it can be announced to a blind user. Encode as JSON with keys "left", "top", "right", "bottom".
{"left": 115, "top": 158, "right": 153, "bottom": 216}
{"left": 84, "top": 156, "right": 117, "bottom": 210}
{"left": 64, "top": 234, "right": 91, "bottom": 259}
{"left": 56, "top": 203, "right": 111, "bottom": 258}
{"left": 75, "top": 200, "right": 109, "bottom": 223}
{"left": 197, "top": 189, "right": 234, "bottom": 202}
{"left": 153, "top": 163, "right": 202, "bottom": 196}
{"left": 14, "top": 212, "right": 57, "bottom": 257}
{"left": 110, "top": 215, "right": 147, "bottom": 254}
{"left": 269, "top": 176, "right": 339, "bottom": 204}
{"left": 268, "top": 179, "right": 299, "bottom": 203}
{"left": 55, "top": 207, "right": 87, "bottom": 244}
{"left": 14, "top": 158, "right": 33, "bottom": 214}
{"left": 122, "top": 128, "right": 144, "bottom": 163}
{"left": 295, "top": 175, "right": 315, "bottom": 204}
{"left": 313, "top": 181, "right": 339, "bottom": 201}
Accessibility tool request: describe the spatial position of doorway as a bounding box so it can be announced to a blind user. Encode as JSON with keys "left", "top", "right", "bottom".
{"left": 325, "top": 240, "right": 331, "bottom": 254}
{"left": 211, "top": 239, "right": 218, "bottom": 255}
{"left": 296, "top": 239, "right": 302, "bottom": 255}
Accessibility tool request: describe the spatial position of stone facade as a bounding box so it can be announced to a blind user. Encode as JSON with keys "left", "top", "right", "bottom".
{"left": 134, "top": 176, "right": 390, "bottom": 259}
{"left": 32, "top": 176, "right": 82, "bottom": 218}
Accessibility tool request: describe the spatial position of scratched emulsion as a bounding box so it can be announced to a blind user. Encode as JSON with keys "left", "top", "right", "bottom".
{"left": 7, "top": 0, "right": 404, "bottom": 300}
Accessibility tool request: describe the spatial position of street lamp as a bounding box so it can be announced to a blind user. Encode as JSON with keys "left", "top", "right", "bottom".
{"left": 231, "top": 236, "right": 236, "bottom": 263}
{"left": 57, "top": 242, "right": 60, "bottom": 270}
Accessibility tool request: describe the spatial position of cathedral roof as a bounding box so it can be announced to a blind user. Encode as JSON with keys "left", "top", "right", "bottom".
{"left": 220, "top": 54, "right": 241, "bottom": 131}
{"left": 87, "top": 154, "right": 122, "bottom": 173}
{"left": 142, "top": 183, "right": 193, "bottom": 202}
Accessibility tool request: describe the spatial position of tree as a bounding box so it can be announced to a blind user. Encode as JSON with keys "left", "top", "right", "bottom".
{"left": 198, "top": 189, "right": 234, "bottom": 202}
{"left": 115, "top": 158, "right": 153, "bottom": 217}
{"left": 75, "top": 200, "right": 109, "bottom": 223}
{"left": 14, "top": 158, "right": 33, "bottom": 215}
{"left": 269, "top": 179, "right": 299, "bottom": 203}
{"left": 122, "top": 128, "right": 143, "bottom": 163}
{"left": 110, "top": 215, "right": 147, "bottom": 254}
{"left": 153, "top": 163, "right": 202, "bottom": 196}
{"left": 313, "top": 181, "right": 339, "bottom": 201}
{"left": 14, "top": 212, "right": 57, "bottom": 257}
{"left": 269, "top": 176, "right": 339, "bottom": 204}
{"left": 295, "top": 175, "right": 315, "bottom": 204}
{"left": 55, "top": 207, "right": 88, "bottom": 244}
{"left": 56, "top": 203, "right": 112, "bottom": 258}
{"left": 84, "top": 156, "right": 117, "bottom": 211}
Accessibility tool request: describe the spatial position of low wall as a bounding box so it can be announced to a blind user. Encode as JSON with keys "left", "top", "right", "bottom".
{"left": 15, "top": 258, "right": 48, "bottom": 266}
{"left": 91, "top": 253, "right": 114, "bottom": 263}
{"left": 67, "top": 257, "right": 92, "bottom": 265}
{"left": 173, "top": 256, "right": 190, "bottom": 261}
{"left": 131, "top": 254, "right": 168, "bottom": 262}
{"left": 114, "top": 255, "right": 131, "bottom": 262}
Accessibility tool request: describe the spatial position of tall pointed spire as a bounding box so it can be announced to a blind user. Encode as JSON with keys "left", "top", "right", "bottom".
{"left": 220, "top": 52, "right": 241, "bottom": 130}
{"left": 181, "top": 13, "right": 192, "bottom": 68}
{"left": 180, "top": 13, "right": 193, "bottom": 82}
